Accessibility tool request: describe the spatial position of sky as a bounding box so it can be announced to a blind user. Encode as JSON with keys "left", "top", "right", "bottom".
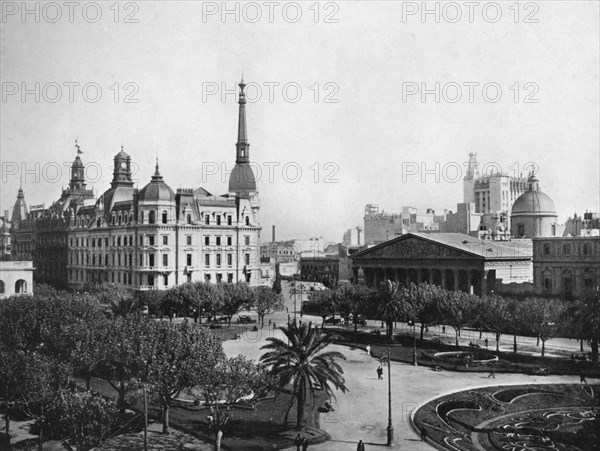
{"left": 1, "top": 0, "right": 599, "bottom": 243}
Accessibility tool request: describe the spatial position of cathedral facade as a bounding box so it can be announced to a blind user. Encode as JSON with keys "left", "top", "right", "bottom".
{"left": 10, "top": 81, "right": 264, "bottom": 291}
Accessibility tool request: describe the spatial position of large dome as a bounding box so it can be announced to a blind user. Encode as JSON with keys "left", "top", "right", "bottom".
{"left": 511, "top": 174, "right": 556, "bottom": 216}
{"left": 511, "top": 190, "right": 557, "bottom": 216}
{"left": 138, "top": 164, "right": 175, "bottom": 202}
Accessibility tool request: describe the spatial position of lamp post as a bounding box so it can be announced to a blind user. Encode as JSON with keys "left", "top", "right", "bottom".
{"left": 292, "top": 285, "right": 297, "bottom": 321}
{"left": 408, "top": 320, "right": 417, "bottom": 366}
{"left": 386, "top": 347, "right": 394, "bottom": 446}
{"left": 299, "top": 284, "right": 304, "bottom": 318}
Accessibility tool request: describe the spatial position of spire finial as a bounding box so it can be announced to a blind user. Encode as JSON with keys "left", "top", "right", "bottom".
{"left": 155, "top": 157, "right": 160, "bottom": 176}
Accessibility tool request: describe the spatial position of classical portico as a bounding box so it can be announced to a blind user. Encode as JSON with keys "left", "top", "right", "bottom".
{"left": 350, "top": 233, "right": 532, "bottom": 296}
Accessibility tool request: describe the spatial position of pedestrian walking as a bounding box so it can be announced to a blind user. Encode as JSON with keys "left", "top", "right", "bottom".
{"left": 269, "top": 319, "right": 272, "bottom": 327}
{"left": 442, "top": 325, "right": 446, "bottom": 334}
{"left": 294, "top": 434, "right": 302, "bottom": 451}
{"left": 484, "top": 338, "right": 489, "bottom": 349}
{"left": 487, "top": 368, "right": 495, "bottom": 379}
{"left": 376, "top": 366, "right": 383, "bottom": 380}
{"left": 302, "top": 437, "right": 309, "bottom": 451}
{"left": 357, "top": 440, "right": 366, "bottom": 451}
{"left": 366, "top": 345, "right": 371, "bottom": 356}
{"left": 580, "top": 371, "right": 588, "bottom": 384}
{"left": 420, "top": 426, "right": 428, "bottom": 441}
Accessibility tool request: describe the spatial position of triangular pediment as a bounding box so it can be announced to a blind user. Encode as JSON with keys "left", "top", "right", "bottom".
{"left": 353, "top": 234, "right": 480, "bottom": 260}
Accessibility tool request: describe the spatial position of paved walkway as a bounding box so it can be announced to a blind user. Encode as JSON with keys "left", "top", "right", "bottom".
{"left": 223, "top": 325, "right": 580, "bottom": 451}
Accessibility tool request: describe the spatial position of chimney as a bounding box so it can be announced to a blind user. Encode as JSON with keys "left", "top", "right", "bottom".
{"left": 272, "top": 225, "right": 276, "bottom": 242}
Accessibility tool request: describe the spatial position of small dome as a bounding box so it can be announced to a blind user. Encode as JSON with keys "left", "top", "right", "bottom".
{"left": 229, "top": 163, "right": 257, "bottom": 193}
{"left": 511, "top": 174, "right": 556, "bottom": 216}
{"left": 115, "top": 147, "right": 130, "bottom": 160}
{"left": 138, "top": 163, "right": 175, "bottom": 203}
{"left": 72, "top": 155, "right": 84, "bottom": 168}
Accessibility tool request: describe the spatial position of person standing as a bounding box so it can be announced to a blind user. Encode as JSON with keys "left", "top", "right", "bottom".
{"left": 488, "top": 368, "right": 495, "bottom": 379}
{"left": 366, "top": 345, "right": 371, "bottom": 356}
{"left": 485, "top": 338, "right": 489, "bottom": 349}
{"left": 377, "top": 366, "right": 383, "bottom": 380}
{"left": 302, "top": 437, "right": 309, "bottom": 451}
{"left": 357, "top": 440, "right": 366, "bottom": 451}
{"left": 580, "top": 370, "right": 588, "bottom": 384}
{"left": 442, "top": 325, "right": 446, "bottom": 334}
{"left": 294, "top": 434, "right": 302, "bottom": 451}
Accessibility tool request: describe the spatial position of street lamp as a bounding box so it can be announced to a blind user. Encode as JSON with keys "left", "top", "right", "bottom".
{"left": 385, "top": 347, "right": 394, "bottom": 446}
{"left": 407, "top": 319, "right": 417, "bottom": 366}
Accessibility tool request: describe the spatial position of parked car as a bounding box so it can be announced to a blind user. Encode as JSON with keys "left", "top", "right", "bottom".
{"left": 324, "top": 316, "right": 344, "bottom": 325}
{"left": 237, "top": 315, "right": 257, "bottom": 324}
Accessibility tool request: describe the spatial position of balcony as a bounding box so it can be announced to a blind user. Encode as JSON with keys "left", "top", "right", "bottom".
{"left": 138, "top": 266, "right": 174, "bottom": 273}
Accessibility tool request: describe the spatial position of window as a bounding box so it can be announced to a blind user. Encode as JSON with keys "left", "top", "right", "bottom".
{"left": 228, "top": 273, "right": 233, "bottom": 283}
{"left": 245, "top": 216, "right": 250, "bottom": 226}
{"left": 117, "top": 236, "right": 121, "bottom": 246}
{"left": 149, "top": 211, "right": 156, "bottom": 224}
{"left": 149, "top": 235, "right": 155, "bottom": 246}
{"left": 518, "top": 224, "right": 525, "bottom": 236}
{"left": 186, "top": 236, "right": 192, "bottom": 245}
{"left": 216, "top": 254, "right": 221, "bottom": 266}
{"left": 543, "top": 244, "right": 551, "bottom": 256}
{"left": 92, "top": 239, "right": 95, "bottom": 247}
{"left": 163, "top": 254, "right": 168, "bottom": 266}
{"left": 227, "top": 215, "right": 232, "bottom": 226}
{"left": 140, "top": 211, "right": 144, "bottom": 223}
{"left": 129, "top": 254, "right": 132, "bottom": 266}
{"left": 205, "top": 254, "right": 210, "bottom": 267}
{"left": 148, "top": 274, "right": 154, "bottom": 286}
{"left": 245, "top": 254, "right": 250, "bottom": 265}
{"left": 551, "top": 224, "right": 556, "bottom": 236}
{"left": 244, "top": 236, "right": 250, "bottom": 246}
{"left": 563, "top": 244, "right": 571, "bottom": 255}
{"left": 187, "top": 273, "right": 192, "bottom": 283}
{"left": 205, "top": 236, "right": 210, "bottom": 245}
{"left": 163, "top": 235, "right": 168, "bottom": 245}
{"left": 583, "top": 243, "right": 591, "bottom": 256}
{"left": 118, "top": 254, "right": 121, "bottom": 266}
{"left": 216, "top": 273, "right": 222, "bottom": 283}
{"left": 164, "top": 275, "right": 169, "bottom": 286}
{"left": 216, "top": 236, "right": 221, "bottom": 246}
{"left": 227, "top": 254, "right": 232, "bottom": 266}
{"left": 105, "top": 238, "right": 108, "bottom": 247}
{"left": 98, "top": 239, "right": 102, "bottom": 248}
{"left": 216, "top": 216, "right": 221, "bottom": 225}
{"left": 149, "top": 254, "right": 155, "bottom": 267}
{"left": 227, "top": 236, "right": 232, "bottom": 246}
{"left": 205, "top": 215, "right": 210, "bottom": 225}
{"left": 162, "top": 211, "right": 168, "bottom": 224}
{"left": 187, "top": 214, "right": 192, "bottom": 224}
{"left": 187, "top": 254, "right": 192, "bottom": 266}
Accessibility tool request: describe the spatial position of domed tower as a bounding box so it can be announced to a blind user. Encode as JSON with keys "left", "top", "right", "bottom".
{"left": 229, "top": 80, "right": 257, "bottom": 196}
{"left": 511, "top": 173, "right": 558, "bottom": 238}
{"left": 137, "top": 160, "right": 175, "bottom": 225}
{"left": 69, "top": 140, "right": 86, "bottom": 190}
{"left": 99, "top": 147, "right": 135, "bottom": 212}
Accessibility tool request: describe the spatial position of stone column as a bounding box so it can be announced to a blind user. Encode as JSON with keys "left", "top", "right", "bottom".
{"left": 441, "top": 269, "right": 447, "bottom": 289}
{"left": 467, "top": 270, "right": 473, "bottom": 294}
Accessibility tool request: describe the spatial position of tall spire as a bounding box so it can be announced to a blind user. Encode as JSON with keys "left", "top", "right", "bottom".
{"left": 236, "top": 79, "right": 250, "bottom": 164}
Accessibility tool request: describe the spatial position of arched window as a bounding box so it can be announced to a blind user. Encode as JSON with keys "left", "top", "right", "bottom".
{"left": 140, "top": 211, "right": 144, "bottom": 223}
{"left": 543, "top": 243, "right": 551, "bottom": 256}
{"left": 0, "top": 280, "right": 5, "bottom": 294}
{"left": 162, "top": 211, "right": 168, "bottom": 224}
{"left": 186, "top": 214, "right": 192, "bottom": 225}
{"left": 149, "top": 211, "right": 156, "bottom": 224}
{"left": 245, "top": 216, "right": 250, "bottom": 226}
{"left": 15, "top": 279, "right": 27, "bottom": 294}
{"left": 97, "top": 218, "right": 101, "bottom": 227}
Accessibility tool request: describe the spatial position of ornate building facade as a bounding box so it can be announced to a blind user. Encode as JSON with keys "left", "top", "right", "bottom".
{"left": 10, "top": 81, "right": 264, "bottom": 290}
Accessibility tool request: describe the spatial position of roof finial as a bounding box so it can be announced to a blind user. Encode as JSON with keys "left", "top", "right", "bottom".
{"left": 155, "top": 157, "right": 160, "bottom": 176}
{"left": 75, "top": 139, "right": 83, "bottom": 155}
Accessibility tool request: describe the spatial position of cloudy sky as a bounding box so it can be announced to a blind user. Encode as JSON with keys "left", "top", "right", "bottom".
{"left": 1, "top": 1, "right": 598, "bottom": 243}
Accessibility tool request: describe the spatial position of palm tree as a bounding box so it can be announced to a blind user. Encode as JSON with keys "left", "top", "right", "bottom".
{"left": 377, "top": 280, "right": 404, "bottom": 338}
{"left": 259, "top": 321, "right": 348, "bottom": 429}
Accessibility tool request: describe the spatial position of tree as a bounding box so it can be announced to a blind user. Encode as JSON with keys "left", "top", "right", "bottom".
{"left": 403, "top": 283, "right": 443, "bottom": 340}
{"left": 377, "top": 280, "right": 404, "bottom": 338}
{"left": 11, "top": 352, "right": 72, "bottom": 451}
{"left": 221, "top": 283, "right": 252, "bottom": 326}
{"left": 87, "top": 283, "right": 140, "bottom": 318}
{"left": 197, "top": 355, "right": 272, "bottom": 451}
{"left": 479, "top": 294, "right": 512, "bottom": 352}
{"left": 260, "top": 321, "right": 348, "bottom": 429}
{"left": 48, "top": 389, "right": 119, "bottom": 451}
{"left": 566, "top": 291, "right": 600, "bottom": 363}
{"left": 520, "top": 297, "right": 567, "bottom": 357}
{"left": 249, "top": 286, "right": 285, "bottom": 327}
{"left": 145, "top": 321, "right": 223, "bottom": 434}
{"left": 305, "top": 289, "right": 337, "bottom": 328}
{"left": 337, "top": 284, "right": 371, "bottom": 333}
{"left": 437, "top": 291, "right": 481, "bottom": 347}
{"left": 95, "top": 317, "right": 153, "bottom": 414}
